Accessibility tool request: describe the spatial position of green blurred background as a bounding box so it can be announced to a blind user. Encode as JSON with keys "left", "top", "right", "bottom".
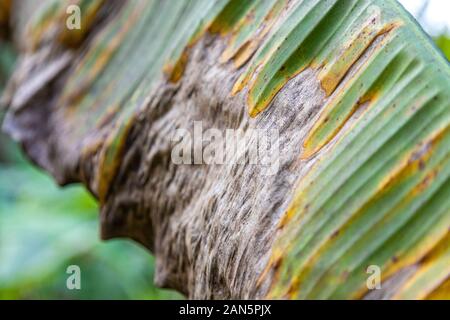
{"left": 0, "top": 0, "right": 449, "bottom": 300}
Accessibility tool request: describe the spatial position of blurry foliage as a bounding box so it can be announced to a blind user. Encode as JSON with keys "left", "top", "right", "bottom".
{"left": 435, "top": 33, "right": 450, "bottom": 61}
{"left": 0, "top": 164, "right": 183, "bottom": 299}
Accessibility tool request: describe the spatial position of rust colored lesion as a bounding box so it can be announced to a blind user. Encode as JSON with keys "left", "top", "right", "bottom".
{"left": 60, "top": 1, "right": 144, "bottom": 108}
{"left": 426, "top": 275, "right": 450, "bottom": 300}
{"left": 164, "top": 0, "right": 287, "bottom": 85}
{"left": 26, "top": 0, "right": 109, "bottom": 51}
{"left": 318, "top": 19, "right": 402, "bottom": 97}
{"left": 96, "top": 111, "right": 137, "bottom": 204}
{"left": 220, "top": 0, "right": 288, "bottom": 68}
{"left": 392, "top": 231, "right": 450, "bottom": 300}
